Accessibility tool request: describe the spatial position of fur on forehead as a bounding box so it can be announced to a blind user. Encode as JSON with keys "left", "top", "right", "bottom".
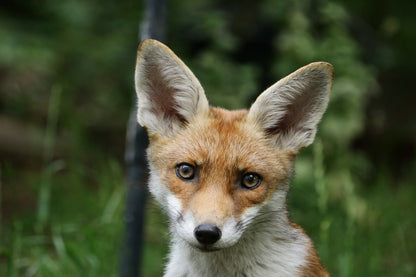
{"left": 147, "top": 107, "right": 295, "bottom": 179}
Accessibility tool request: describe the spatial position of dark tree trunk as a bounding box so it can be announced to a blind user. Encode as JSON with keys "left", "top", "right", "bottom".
{"left": 119, "top": 1, "right": 167, "bottom": 276}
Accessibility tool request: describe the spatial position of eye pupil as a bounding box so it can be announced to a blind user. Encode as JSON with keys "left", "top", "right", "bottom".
{"left": 176, "top": 163, "right": 195, "bottom": 180}
{"left": 242, "top": 173, "right": 261, "bottom": 189}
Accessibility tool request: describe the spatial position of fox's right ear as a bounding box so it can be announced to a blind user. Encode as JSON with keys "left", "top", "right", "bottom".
{"left": 135, "top": 39, "right": 209, "bottom": 137}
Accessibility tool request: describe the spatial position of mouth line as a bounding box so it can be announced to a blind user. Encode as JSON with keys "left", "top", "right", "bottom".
{"left": 195, "top": 245, "right": 222, "bottom": 252}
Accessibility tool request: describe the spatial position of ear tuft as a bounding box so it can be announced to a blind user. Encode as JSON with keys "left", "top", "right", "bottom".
{"left": 248, "top": 62, "right": 334, "bottom": 152}
{"left": 135, "top": 39, "right": 209, "bottom": 137}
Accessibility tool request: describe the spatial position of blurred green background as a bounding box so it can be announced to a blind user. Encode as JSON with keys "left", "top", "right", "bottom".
{"left": 1, "top": 0, "right": 415, "bottom": 276}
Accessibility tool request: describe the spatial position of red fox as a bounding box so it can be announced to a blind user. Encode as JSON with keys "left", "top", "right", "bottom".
{"left": 135, "top": 39, "right": 333, "bottom": 276}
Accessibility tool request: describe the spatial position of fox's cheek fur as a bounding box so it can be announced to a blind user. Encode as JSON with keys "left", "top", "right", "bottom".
{"left": 162, "top": 186, "right": 264, "bottom": 249}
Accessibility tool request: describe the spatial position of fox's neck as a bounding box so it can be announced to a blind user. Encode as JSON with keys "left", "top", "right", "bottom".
{"left": 165, "top": 201, "right": 312, "bottom": 277}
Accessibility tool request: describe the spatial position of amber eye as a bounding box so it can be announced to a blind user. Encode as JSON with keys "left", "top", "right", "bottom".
{"left": 175, "top": 163, "right": 195, "bottom": 180}
{"left": 241, "top": 173, "right": 262, "bottom": 189}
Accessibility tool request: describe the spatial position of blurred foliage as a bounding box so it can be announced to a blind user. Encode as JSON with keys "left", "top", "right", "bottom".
{"left": 1, "top": 0, "right": 415, "bottom": 276}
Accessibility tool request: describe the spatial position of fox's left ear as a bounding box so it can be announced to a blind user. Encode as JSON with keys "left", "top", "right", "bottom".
{"left": 248, "top": 62, "right": 334, "bottom": 153}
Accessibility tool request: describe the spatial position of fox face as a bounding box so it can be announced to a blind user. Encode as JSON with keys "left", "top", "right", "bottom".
{"left": 135, "top": 39, "right": 333, "bottom": 252}
{"left": 146, "top": 108, "right": 296, "bottom": 251}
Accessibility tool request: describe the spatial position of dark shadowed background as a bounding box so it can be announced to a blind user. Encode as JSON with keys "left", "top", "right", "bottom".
{"left": 1, "top": 0, "right": 415, "bottom": 276}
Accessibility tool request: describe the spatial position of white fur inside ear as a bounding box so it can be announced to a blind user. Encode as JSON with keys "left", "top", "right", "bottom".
{"left": 248, "top": 62, "right": 333, "bottom": 152}
{"left": 135, "top": 40, "right": 209, "bottom": 137}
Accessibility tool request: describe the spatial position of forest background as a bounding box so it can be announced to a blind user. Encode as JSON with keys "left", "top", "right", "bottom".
{"left": 1, "top": 0, "right": 415, "bottom": 276}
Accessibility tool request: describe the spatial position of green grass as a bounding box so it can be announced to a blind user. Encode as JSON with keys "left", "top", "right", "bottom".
{"left": 1, "top": 160, "right": 125, "bottom": 277}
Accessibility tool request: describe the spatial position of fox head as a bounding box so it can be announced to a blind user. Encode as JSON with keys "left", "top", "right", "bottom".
{"left": 135, "top": 39, "right": 333, "bottom": 251}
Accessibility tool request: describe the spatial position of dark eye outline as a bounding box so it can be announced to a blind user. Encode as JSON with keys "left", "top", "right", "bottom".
{"left": 175, "top": 163, "right": 196, "bottom": 180}
{"left": 241, "top": 172, "right": 262, "bottom": 190}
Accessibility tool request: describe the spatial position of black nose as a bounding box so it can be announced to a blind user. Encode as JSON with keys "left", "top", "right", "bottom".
{"left": 194, "top": 224, "right": 222, "bottom": 245}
